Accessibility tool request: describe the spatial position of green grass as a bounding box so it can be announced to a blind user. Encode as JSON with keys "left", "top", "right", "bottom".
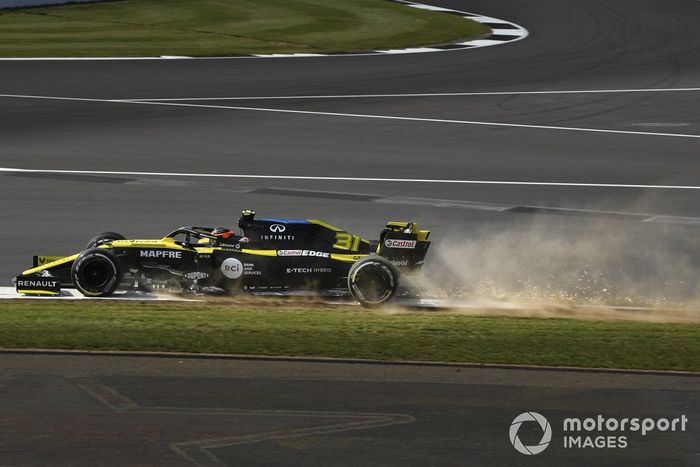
{"left": 0, "top": 300, "right": 697, "bottom": 371}
{"left": 0, "top": 0, "right": 489, "bottom": 57}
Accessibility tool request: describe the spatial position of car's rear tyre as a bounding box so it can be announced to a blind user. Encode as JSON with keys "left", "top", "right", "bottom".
{"left": 71, "top": 248, "right": 122, "bottom": 297}
{"left": 348, "top": 256, "right": 399, "bottom": 308}
{"left": 85, "top": 232, "right": 125, "bottom": 249}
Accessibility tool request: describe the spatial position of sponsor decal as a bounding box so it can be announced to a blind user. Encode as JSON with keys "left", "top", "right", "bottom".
{"left": 243, "top": 262, "right": 261, "bottom": 275}
{"left": 16, "top": 279, "right": 60, "bottom": 288}
{"left": 277, "top": 250, "right": 330, "bottom": 258}
{"left": 286, "top": 267, "right": 333, "bottom": 274}
{"left": 509, "top": 412, "right": 690, "bottom": 455}
{"left": 15, "top": 275, "right": 61, "bottom": 294}
{"left": 261, "top": 234, "right": 295, "bottom": 241}
{"left": 384, "top": 239, "right": 417, "bottom": 249}
{"left": 270, "top": 224, "right": 286, "bottom": 233}
{"left": 220, "top": 257, "right": 243, "bottom": 279}
{"left": 246, "top": 285, "right": 287, "bottom": 291}
{"left": 184, "top": 272, "right": 209, "bottom": 280}
{"left": 277, "top": 250, "right": 302, "bottom": 256}
{"left": 34, "top": 256, "right": 64, "bottom": 266}
{"left": 391, "top": 259, "right": 410, "bottom": 266}
{"left": 140, "top": 250, "right": 182, "bottom": 259}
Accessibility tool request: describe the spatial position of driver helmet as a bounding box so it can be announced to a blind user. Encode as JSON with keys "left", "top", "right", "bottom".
{"left": 212, "top": 227, "right": 235, "bottom": 239}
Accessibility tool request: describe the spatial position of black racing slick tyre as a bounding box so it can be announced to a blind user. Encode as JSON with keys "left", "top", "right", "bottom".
{"left": 85, "top": 232, "right": 125, "bottom": 249}
{"left": 348, "top": 256, "right": 399, "bottom": 308}
{"left": 71, "top": 248, "right": 122, "bottom": 297}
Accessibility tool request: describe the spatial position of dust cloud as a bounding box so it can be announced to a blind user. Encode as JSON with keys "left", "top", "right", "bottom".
{"left": 407, "top": 213, "right": 700, "bottom": 321}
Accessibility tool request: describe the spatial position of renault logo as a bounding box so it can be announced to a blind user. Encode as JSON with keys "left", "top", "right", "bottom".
{"left": 270, "top": 224, "right": 286, "bottom": 233}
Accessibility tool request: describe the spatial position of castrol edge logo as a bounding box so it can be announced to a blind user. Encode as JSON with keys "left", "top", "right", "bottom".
{"left": 384, "top": 239, "right": 416, "bottom": 249}
{"left": 277, "top": 250, "right": 330, "bottom": 258}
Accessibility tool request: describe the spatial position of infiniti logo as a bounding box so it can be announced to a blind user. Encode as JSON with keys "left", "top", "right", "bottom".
{"left": 270, "top": 224, "right": 286, "bottom": 233}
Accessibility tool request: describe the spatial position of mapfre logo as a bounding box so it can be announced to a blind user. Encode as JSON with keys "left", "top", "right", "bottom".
{"left": 140, "top": 250, "right": 182, "bottom": 259}
{"left": 510, "top": 412, "right": 552, "bottom": 455}
{"left": 270, "top": 224, "right": 286, "bottom": 233}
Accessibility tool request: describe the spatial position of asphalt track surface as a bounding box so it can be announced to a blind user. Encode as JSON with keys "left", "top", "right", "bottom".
{"left": 0, "top": 353, "right": 697, "bottom": 466}
{"left": 1, "top": 0, "right": 700, "bottom": 279}
{"left": 1, "top": 0, "right": 700, "bottom": 465}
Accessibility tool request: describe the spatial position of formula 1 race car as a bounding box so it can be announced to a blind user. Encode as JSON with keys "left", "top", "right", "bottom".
{"left": 14, "top": 210, "right": 431, "bottom": 308}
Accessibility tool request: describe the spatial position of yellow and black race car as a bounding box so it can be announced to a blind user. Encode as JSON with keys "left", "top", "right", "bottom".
{"left": 15, "top": 210, "right": 431, "bottom": 308}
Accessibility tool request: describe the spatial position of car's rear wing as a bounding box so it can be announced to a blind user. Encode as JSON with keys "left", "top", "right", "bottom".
{"left": 376, "top": 221, "right": 430, "bottom": 270}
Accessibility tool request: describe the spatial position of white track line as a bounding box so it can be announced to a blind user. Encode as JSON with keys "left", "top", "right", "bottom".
{"left": 0, "top": 93, "right": 112, "bottom": 103}
{"left": 1, "top": 168, "right": 698, "bottom": 190}
{"left": 117, "top": 100, "right": 700, "bottom": 140}
{"left": 1, "top": 93, "right": 698, "bottom": 139}
{"left": 121, "top": 87, "right": 700, "bottom": 102}
{"left": 0, "top": 56, "right": 190, "bottom": 61}
{"left": 0, "top": 286, "right": 196, "bottom": 301}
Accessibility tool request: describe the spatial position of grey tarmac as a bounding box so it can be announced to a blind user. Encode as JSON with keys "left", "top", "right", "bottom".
{"left": 0, "top": 353, "right": 697, "bottom": 466}
{"left": 1, "top": 0, "right": 700, "bottom": 282}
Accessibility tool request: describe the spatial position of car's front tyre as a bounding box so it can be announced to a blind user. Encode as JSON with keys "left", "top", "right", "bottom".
{"left": 85, "top": 232, "right": 125, "bottom": 249}
{"left": 71, "top": 248, "right": 122, "bottom": 297}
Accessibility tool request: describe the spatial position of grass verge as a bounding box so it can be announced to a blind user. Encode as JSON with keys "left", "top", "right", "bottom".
{"left": 0, "top": 300, "right": 697, "bottom": 371}
{"left": 0, "top": 0, "right": 490, "bottom": 57}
